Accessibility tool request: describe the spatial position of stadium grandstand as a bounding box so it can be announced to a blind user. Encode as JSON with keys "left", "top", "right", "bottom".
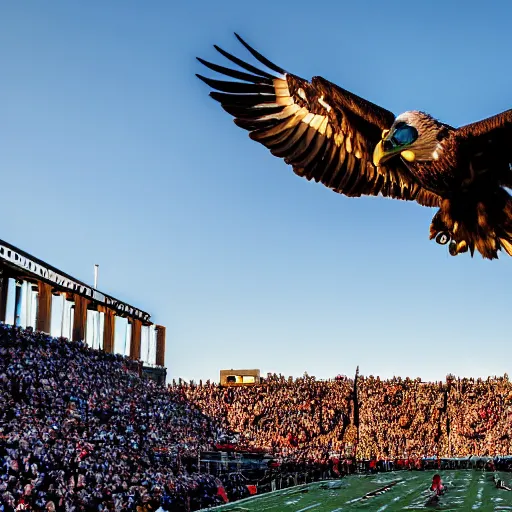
{"left": 3, "top": 298, "right": 512, "bottom": 512}
{"left": 1, "top": 243, "right": 512, "bottom": 510}
{"left": 0, "top": 239, "right": 167, "bottom": 385}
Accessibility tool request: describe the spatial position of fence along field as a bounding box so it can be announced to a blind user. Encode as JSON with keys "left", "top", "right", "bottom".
{"left": 203, "top": 470, "right": 512, "bottom": 511}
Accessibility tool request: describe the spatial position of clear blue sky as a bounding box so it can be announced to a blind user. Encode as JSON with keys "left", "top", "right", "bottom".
{"left": 1, "top": 0, "right": 511, "bottom": 383}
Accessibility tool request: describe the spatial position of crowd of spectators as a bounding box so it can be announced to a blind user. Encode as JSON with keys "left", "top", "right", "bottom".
{"left": 446, "top": 374, "right": 512, "bottom": 457}
{"left": 3, "top": 324, "right": 512, "bottom": 512}
{"left": 180, "top": 373, "right": 355, "bottom": 462}
{"left": 183, "top": 373, "right": 512, "bottom": 462}
{"left": 0, "top": 325, "right": 228, "bottom": 512}
{"left": 357, "top": 376, "right": 446, "bottom": 459}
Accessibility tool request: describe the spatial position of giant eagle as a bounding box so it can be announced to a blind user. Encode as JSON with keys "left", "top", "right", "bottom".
{"left": 197, "top": 34, "right": 512, "bottom": 259}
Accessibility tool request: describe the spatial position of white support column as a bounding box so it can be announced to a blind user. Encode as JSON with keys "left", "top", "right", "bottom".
{"left": 30, "top": 285, "right": 38, "bottom": 329}
{"left": 149, "top": 325, "right": 157, "bottom": 365}
{"left": 125, "top": 321, "right": 132, "bottom": 357}
{"left": 14, "top": 281, "right": 23, "bottom": 326}
{"left": 86, "top": 310, "right": 95, "bottom": 348}
{"left": 114, "top": 316, "right": 128, "bottom": 356}
{"left": 4, "top": 278, "right": 16, "bottom": 325}
{"left": 85, "top": 310, "right": 104, "bottom": 350}
{"left": 140, "top": 326, "right": 149, "bottom": 364}
{"left": 62, "top": 299, "right": 69, "bottom": 338}
{"left": 19, "top": 281, "right": 28, "bottom": 328}
{"left": 61, "top": 297, "right": 74, "bottom": 340}
{"left": 69, "top": 306, "right": 75, "bottom": 339}
{"left": 97, "top": 311, "right": 104, "bottom": 350}
{"left": 51, "top": 294, "right": 64, "bottom": 338}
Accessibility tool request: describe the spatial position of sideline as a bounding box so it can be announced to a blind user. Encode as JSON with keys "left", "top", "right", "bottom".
{"left": 197, "top": 480, "right": 341, "bottom": 511}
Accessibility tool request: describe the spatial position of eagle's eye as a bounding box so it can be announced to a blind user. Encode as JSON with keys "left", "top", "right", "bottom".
{"left": 391, "top": 123, "right": 418, "bottom": 147}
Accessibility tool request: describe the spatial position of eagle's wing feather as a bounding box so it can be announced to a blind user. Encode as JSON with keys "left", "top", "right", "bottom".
{"left": 457, "top": 109, "right": 512, "bottom": 188}
{"left": 197, "top": 34, "right": 442, "bottom": 207}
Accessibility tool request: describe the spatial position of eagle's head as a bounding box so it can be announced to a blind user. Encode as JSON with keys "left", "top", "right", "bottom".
{"left": 373, "top": 111, "right": 453, "bottom": 168}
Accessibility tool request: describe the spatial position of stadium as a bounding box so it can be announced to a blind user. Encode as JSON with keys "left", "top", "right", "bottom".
{"left": 2, "top": 2, "right": 512, "bottom": 512}
{"left": 2, "top": 237, "right": 512, "bottom": 511}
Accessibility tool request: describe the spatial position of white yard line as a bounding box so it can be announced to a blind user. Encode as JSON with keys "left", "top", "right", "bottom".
{"left": 472, "top": 484, "right": 484, "bottom": 509}
{"left": 296, "top": 504, "right": 320, "bottom": 512}
{"left": 376, "top": 495, "right": 401, "bottom": 511}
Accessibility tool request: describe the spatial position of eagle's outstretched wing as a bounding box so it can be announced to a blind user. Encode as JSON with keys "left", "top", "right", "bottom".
{"left": 197, "top": 34, "right": 441, "bottom": 207}
{"left": 457, "top": 109, "right": 512, "bottom": 188}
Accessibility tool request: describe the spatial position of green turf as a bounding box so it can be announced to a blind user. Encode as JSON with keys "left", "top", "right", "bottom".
{"left": 203, "top": 470, "right": 512, "bottom": 511}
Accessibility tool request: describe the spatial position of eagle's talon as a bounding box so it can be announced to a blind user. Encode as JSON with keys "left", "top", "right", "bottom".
{"left": 449, "top": 240, "right": 458, "bottom": 256}
{"left": 457, "top": 240, "right": 468, "bottom": 253}
{"left": 435, "top": 232, "right": 450, "bottom": 245}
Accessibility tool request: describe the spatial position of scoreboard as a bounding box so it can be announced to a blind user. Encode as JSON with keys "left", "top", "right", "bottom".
{"left": 220, "top": 369, "right": 261, "bottom": 386}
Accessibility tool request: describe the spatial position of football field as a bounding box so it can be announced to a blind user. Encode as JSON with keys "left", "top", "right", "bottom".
{"left": 205, "top": 471, "right": 512, "bottom": 511}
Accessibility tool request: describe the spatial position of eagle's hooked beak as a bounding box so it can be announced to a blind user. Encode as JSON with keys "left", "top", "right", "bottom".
{"left": 373, "top": 129, "right": 416, "bottom": 166}
{"left": 373, "top": 129, "right": 400, "bottom": 166}
{"left": 372, "top": 140, "right": 389, "bottom": 167}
